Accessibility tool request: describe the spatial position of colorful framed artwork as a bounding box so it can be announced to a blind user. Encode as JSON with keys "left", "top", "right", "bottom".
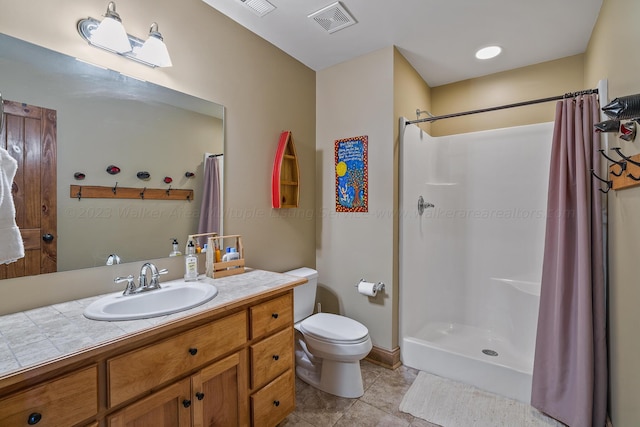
{"left": 335, "top": 135, "right": 368, "bottom": 212}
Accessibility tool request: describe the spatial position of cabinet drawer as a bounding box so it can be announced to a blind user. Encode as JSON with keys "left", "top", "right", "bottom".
{"left": 0, "top": 365, "right": 97, "bottom": 426}
{"left": 250, "top": 293, "right": 292, "bottom": 339}
{"left": 108, "top": 310, "right": 247, "bottom": 407}
{"left": 250, "top": 326, "right": 293, "bottom": 389}
{"left": 251, "top": 369, "right": 294, "bottom": 427}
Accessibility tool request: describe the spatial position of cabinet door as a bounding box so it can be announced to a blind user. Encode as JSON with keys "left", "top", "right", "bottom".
{"left": 192, "top": 350, "right": 249, "bottom": 427}
{"left": 107, "top": 378, "right": 192, "bottom": 427}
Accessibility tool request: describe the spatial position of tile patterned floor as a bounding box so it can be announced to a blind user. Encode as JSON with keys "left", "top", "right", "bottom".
{"left": 279, "top": 361, "right": 440, "bottom": 427}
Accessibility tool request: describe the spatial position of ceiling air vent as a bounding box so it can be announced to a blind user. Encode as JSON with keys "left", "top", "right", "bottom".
{"left": 308, "top": 2, "right": 357, "bottom": 34}
{"left": 239, "top": 0, "right": 276, "bottom": 17}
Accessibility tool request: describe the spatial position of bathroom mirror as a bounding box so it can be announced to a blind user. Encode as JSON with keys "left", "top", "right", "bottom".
{"left": 0, "top": 33, "right": 224, "bottom": 277}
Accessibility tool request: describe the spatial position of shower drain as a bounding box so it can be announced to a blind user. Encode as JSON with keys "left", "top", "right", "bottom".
{"left": 482, "top": 349, "right": 499, "bottom": 357}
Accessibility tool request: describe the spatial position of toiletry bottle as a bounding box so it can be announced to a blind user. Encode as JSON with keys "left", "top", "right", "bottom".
{"left": 169, "top": 238, "right": 182, "bottom": 257}
{"left": 221, "top": 247, "right": 240, "bottom": 269}
{"left": 214, "top": 241, "right": 222, "bottom": 263}
{"left": 184, "top": 240, "right": 198, "bottom": 281}
{"left": 221, "top": 247, "right": 232, "bottom": 262}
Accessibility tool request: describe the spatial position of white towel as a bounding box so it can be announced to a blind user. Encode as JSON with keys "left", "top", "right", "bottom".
{"left": 0, "top": 147, "right": 25, "bottom": 264}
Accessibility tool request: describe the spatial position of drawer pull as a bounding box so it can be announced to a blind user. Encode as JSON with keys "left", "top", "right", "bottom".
{"left": 196, "top": 392, "right": 205, "bottom": 400}
{"left": 272, "top": 354, "right": 280, "bottom": 361}
{"left": 273, "top": 400, "right": 280, "bottom": 407}
{"left": 271, "top": 313, "right": 279, "bottom": 319}
{"left": 27, "top": 413, "right": 42, "bottom": 425}
{"left": 183, "top": 399, "right": 192, "bottom": 408}
{"left": 188, "top": 348, "right": 198, "bottom": 356}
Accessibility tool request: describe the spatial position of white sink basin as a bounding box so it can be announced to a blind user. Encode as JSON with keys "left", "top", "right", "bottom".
{"left": 84, "top": 280, "right": 218, "bottom": 321}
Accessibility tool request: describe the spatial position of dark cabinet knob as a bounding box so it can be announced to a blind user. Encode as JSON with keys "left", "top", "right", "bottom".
{"left": 271, "top": 313, "right": 279, "bottom": 319}
{"left": 188, "top": 348, "right": 198, "bottom": 356}
{"left": 183, "top": 399, "right": 191, "bottom": 408}
{"left": 42, "top": 233, "right": 54, "bottom": 243}
{"left": 27, "top": 412, "right": 42, "bottom": 425}
{"left": 273, "top": 400, "right": 280, "bottom": 407}
{"left": 272, "top": 355, "right": 280, "bottom": 361}
{"left": 196, "top": 392, "right": 205, "bottom": 400}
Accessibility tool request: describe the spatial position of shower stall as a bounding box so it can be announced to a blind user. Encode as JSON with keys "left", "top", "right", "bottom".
{"left": 399, "top": 120, "right": 553, "bottom": 403}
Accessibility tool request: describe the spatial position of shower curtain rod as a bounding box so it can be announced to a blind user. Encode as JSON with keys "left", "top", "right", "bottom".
{"left": 405, "top": 88, "right": 599, "bottom": 125}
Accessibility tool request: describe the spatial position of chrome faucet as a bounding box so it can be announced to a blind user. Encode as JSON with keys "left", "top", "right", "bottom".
{"left": 138, "top": 262, "right": 168, "bottom": 291}
{"left": 114, "top": 262, "right": 168, "bottom": 295}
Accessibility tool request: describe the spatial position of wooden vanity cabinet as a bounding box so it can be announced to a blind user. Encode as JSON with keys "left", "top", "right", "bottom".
{"left": 0, "top": 287, "right": 299, "bottom": 427}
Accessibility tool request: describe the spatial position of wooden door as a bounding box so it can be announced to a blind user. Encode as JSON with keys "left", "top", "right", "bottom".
{"left": 192, "top": 350, "right": 249, "bottom": 427}
{"left": 107, "top": 378, "right": 192, "bottom": 427}
{"left": 0, "top": 99, "right": 56, "bottom": 278}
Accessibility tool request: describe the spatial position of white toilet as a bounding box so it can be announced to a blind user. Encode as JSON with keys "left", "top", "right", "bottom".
{"left": 285, "top": 267, "right": 372, "bottom": 398}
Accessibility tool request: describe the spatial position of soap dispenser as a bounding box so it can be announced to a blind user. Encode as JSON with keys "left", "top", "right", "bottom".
{"left": 169, "top": 238, "right": 182, "bottom": 257}
{"left": 184, "top": 240, "right": 198, "bottom": 281}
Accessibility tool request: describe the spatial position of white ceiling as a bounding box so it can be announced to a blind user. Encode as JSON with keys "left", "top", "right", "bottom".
{"left": 202, "top": 0, "right": 603, "bottom": 87}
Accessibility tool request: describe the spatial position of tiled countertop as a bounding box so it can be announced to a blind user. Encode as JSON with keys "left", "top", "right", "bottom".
{"left": 0, "top": 269, "right": 300, "bottom": 378}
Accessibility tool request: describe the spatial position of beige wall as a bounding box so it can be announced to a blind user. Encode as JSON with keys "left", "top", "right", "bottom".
{"left": 431, "top": 55, "right": 585, "bottom": 136}
{"left": 316, "top": 47, "right": 396, "bottom": 350}
{"left": 585, "top": 0, "right": 640, "bottom": 425}
{"left": 0, "top": 0, "right": 315, "bottom": 312}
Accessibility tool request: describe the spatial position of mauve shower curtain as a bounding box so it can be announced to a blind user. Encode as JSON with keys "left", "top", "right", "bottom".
{"left": 197, "top": 156, "right": 221, "bottom": 243}
{"left": 531, "top": 94, "right": 607, "bottom": 427}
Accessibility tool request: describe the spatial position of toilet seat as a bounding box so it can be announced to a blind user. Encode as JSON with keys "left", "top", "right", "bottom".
{"left": 300, "top": 313, "right": 369, "bottom": 344}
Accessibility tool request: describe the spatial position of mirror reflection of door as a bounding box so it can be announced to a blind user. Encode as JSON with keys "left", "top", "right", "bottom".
{"left": 0, "top": 99, "right": 57, "bottom": 278}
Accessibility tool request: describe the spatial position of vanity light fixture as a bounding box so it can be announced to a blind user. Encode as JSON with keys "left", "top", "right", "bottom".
{"left": 475, "top": 45, "right": 502, "bottom": 60}
{"left": 77, "top": 1, "right": 172, "bottom": 68}
{"left": 136, "top": 23, "right": 172, "bottom": 67}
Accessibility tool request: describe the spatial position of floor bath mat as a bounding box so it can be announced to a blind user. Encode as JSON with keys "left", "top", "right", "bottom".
{"left": 399, "top": 371, "right": 564, "bottom": 427}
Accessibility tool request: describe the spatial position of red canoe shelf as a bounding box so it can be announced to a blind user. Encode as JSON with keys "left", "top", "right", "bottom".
{"left": 271, "top": 131, "right": 300, "bottom": 208}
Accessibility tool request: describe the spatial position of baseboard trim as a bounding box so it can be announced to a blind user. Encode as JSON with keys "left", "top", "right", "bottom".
{"left": 365, "top": 345, "right": 401, "bottom": 369}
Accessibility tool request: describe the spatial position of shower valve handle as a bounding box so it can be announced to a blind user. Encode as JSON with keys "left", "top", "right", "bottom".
{"left": 418, "top": 196, "right": 435, "bottom": 215}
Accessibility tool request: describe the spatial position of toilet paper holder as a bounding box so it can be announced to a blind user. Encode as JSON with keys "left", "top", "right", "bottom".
{"left": 355, "top": 279, "right": 385, "bottom": 293}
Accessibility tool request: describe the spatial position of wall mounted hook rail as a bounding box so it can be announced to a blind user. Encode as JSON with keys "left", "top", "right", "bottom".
{"left": 598, "top": 149, "right": 627, "bottom": 176}
{"left": 69, "top": 185, "right": 193, "bottom": 201}
{"left": 611, "top": 147, "right": 640, "bottom": 167}
{"left": 590, "top": 169, "right": 612, "bottom": 193}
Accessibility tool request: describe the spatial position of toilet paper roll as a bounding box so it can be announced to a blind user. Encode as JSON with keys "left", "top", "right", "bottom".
{"left": 358, "top": 281, "right": 377, "bottom": 297}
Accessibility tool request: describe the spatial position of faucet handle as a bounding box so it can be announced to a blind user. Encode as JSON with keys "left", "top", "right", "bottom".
{"left": 114, "top": 275, "right": 137, "bottom": 295}
{"left": 147, "top": 268, "right": 168, "bottom": 290}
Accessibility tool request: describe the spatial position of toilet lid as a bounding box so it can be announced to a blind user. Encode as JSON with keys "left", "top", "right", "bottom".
{"left": 300, "top": 313, "right": 369, "bottom": 343}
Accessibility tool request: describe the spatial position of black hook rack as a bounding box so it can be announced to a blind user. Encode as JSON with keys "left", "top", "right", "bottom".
{"left": 590, "top": 169, "right": 612, "bottom": 193}
{"left": 599, "top": 150, "right": 627, "bottom": 176}
{"left": 611, "top": 147, "right": 640, "bottom": 167}
{"left": 166, "top": 185, "right": 172, "bottom": 196}
{"left": 76, "top": 186, "right": 82, "bottom": 200}
{"left": 112, "top": 181, "right": 118, "bottom": 194}
{"left": 611, "top": 148, "right": 640, "bottom": 180}
{"left": 140, "top": 187, "right": 146, "bottom": 200}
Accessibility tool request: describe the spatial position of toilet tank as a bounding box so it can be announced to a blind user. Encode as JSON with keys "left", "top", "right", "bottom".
{"left": 284, "top": 267, "right": 318, "bottom": 323}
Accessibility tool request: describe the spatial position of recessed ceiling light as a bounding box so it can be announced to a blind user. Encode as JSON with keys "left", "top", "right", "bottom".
{"left": 475, "top": 46, "right": 502, "bottom": 60}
